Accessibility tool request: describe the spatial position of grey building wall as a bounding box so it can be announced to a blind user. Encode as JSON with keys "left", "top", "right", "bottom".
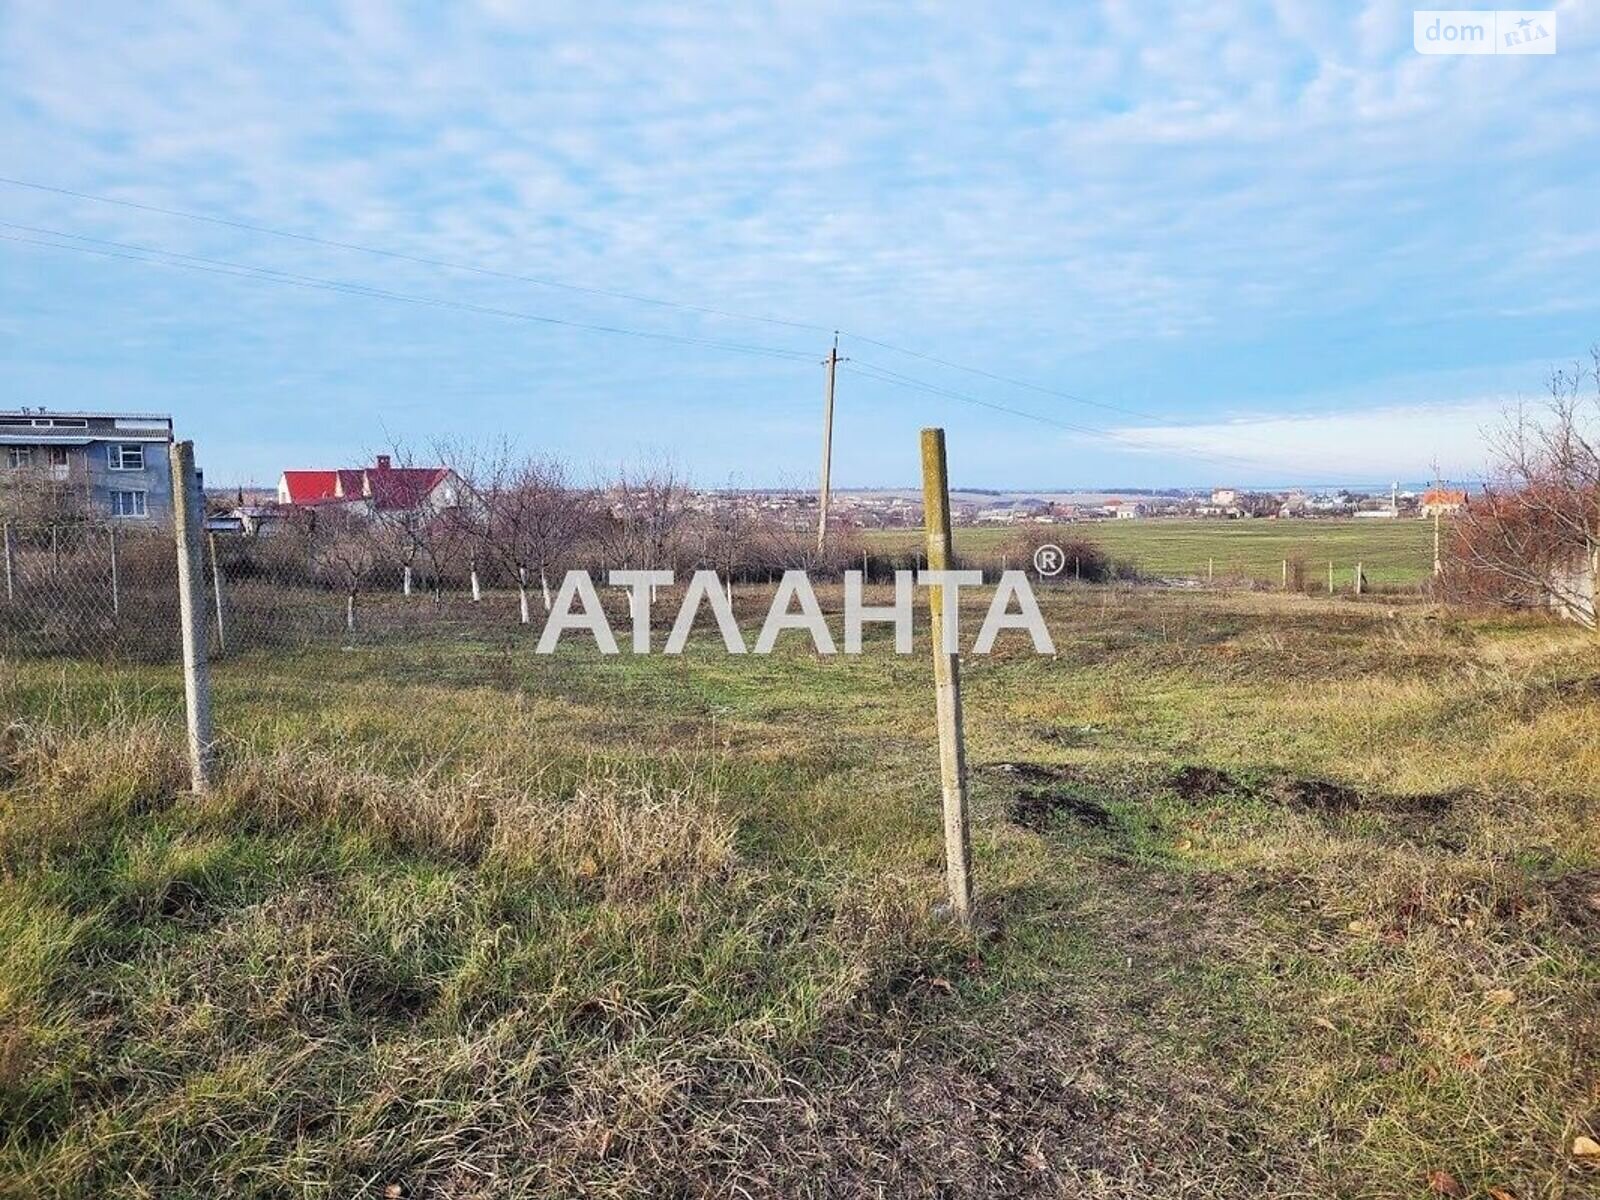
{"left": 1, "top": 411, "right": 176, "bottom": 524}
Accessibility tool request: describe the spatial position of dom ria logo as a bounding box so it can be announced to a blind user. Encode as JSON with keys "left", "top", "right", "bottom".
{"left": 1414, "top": 10, "right": 1556, "bottom": 55}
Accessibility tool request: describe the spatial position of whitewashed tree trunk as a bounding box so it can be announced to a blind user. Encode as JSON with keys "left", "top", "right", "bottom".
{"left": 540, "top": 568, "right": 552, "bottom": 612}
{"left": 518, "top": 567, "right": 531, "bottom": 625}
{"left": 470, "top": 565, "right": 481, "bottom": 603}
{"left": 402, "top": 564, "right": 413, "bottom": 596}
{"left": 346, "top": 591, "right": 356, "bottom": 632}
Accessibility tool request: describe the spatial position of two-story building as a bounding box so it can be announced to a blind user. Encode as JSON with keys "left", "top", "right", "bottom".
{"left": 0, "top": 409, "right": 177, "bottom": 522}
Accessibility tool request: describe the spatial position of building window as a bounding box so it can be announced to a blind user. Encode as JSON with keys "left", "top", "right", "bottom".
{"left": 47, "top": 446, "right": 69, "bottom": 467}
{"left": 6, "top": 447, "right": 33, "bottom": 468}
{"left": 110, "top": 443, "right": 145, "bottom": 471}
{"left": 110, "top": 490, "right": 148, "bottom": 518}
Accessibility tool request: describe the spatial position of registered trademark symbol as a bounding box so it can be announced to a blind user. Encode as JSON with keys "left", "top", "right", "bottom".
{"left": 1033, "top": 543, "right": 1066, "bottom": 577}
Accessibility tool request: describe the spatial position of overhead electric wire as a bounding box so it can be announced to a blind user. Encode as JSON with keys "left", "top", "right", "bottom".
{"left": 0, "top": 222, "right": 819, "bottom": 364}
{"left": 0, "top": 174, "right": 1313, "bottom": 473}
{"left": 0, "top": 174, "right": 1197, "bottom": 426}
{"left": 0, "top": 175, "right": 833, "bottom": 336}
{"left": 840, "top": 359, "right": 1290, "bottom": 475}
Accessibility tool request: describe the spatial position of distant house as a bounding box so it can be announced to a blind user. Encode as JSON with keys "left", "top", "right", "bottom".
{"left": 1, "top": 408, "right": 178, "bottom": 523}
{"left": 277, "top": 455, "right": 465, "bottom": 516}
{"left": 1420, "top": 487, "right": 1467, "bottom": 518}
{"left": 1210, "top": 487, "right": 1238, "bottom": 507}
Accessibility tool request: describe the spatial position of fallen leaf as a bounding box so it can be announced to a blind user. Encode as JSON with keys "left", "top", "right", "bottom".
{"left": 1484, "top": 988, "right": 1516, "bottom": 1006}
{"left": 1487, "top": 1187, "right": 1517, "bottom": 1200}
{"left": 383, "top": 1187, "right": 404, "bottom": 1200}
{"left": 1426, "top": 1169, "right": 1466, "bottom": 1197}
{"left": 1022, "top": 1146, "right": 1047, "bottom": 1172}
{"left": 1573, "top": 1134, "right": 1600, "bottom": 1160}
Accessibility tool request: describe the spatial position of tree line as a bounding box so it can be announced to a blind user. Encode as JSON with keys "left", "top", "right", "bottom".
{"left": 232, "top": 443, "right": 873, "bottom": 624}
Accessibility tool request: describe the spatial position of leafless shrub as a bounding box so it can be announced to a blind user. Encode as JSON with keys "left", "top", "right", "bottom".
{"left": 1446, "top": 348, "right": 1600, "bottom": 625}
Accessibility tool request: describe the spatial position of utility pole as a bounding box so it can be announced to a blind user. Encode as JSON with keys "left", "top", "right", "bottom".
{"left": 816, "top": 333, "right": 847, "bottom": 555}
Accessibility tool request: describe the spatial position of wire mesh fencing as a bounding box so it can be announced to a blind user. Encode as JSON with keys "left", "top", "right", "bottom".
{"left": 1, "top": 520, "right": 182, "bottom": 662}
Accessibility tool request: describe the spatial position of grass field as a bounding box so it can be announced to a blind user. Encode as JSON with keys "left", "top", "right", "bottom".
{"left": 2, "top": 585, "right": 1597, "bottom": 1197}
{"left": 867, "top": 517, "right": 1439, "bottom": 586}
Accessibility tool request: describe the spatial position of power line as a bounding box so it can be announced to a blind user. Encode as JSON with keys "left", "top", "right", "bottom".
{"left": 0, "top": 175, "right": 833, "bottom": 336}
{"left": 840, "top": 359, "right": 1291, "bottom": 474}
{"left": 0, "top": 174, "right": 1185, "bottom": 425}
{"left": 1, "top": 221, "right": 1301, "bottom": 474}
{"left": 0, "top": 179, "right": 1319, "bottom": 475}
{"left": 844, "top": 332, "right": 1159, "bottom": 422}
{"left": 0, "top": 222, "right": 818, "bottom": 364}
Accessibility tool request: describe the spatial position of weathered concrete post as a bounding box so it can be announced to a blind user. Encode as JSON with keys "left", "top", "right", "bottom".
{"left": 3, "top": 521, "right": 14, "bottom": 602}
{"left": 1433, "top": 511, "right": 1442, "bottom": 577}
{"left": 920, "top": 427, "right": 974, "bottom": 925}
{"left": 1282, "top": 558, "right": 1288, "bottom": 590}
{"left": 170, "top": 441, "right": 215, "bottom": 792}
{"left": 1355, "top": 561, "right": 1364, "bottom": 597}
{"left": 1328, "top": 560, "right": 1335, "bottom": 595}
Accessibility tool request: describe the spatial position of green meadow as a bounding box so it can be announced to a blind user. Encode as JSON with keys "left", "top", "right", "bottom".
{"left": 867, "top": 516, "right": 1439, "bottom": 586}
{"left": 2, "top": 584, "right": 1596, "bottom": 1197}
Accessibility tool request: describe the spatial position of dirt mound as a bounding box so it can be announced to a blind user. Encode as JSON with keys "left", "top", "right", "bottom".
{"left": 985, "top": 763, "right": 1114, "bottom": 832}
{"left": 1170, "top": 765, "right": 1242, "bottom": 801}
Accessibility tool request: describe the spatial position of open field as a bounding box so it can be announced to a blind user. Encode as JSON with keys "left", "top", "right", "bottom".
{"left": 2, "top": 585, "right": 1597, "bottom": 1197}
{"left": 866, "top": 517, "right": 1439, "bottom": 586}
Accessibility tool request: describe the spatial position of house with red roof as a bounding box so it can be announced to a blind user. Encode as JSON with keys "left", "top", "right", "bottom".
{"left": 1419, "top": 487, "right": 1467, "bottom": 518}
{"left": 277, "top": 455, "right": 465, "bottom": 515}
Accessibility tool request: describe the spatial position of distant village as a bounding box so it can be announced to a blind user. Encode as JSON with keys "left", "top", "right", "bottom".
{"left": 0, "top": 407, "right": 1467, "bottom": 535}
{"left": 210, "top": 471, "right": 1469, "bottom": 538}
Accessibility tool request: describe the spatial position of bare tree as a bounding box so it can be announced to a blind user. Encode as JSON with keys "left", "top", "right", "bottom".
{"left": 313, "top": 509, "right": 377, "bottom": 633}
{"left": 451, "top": 440, "right": 590, "bottom": 622}
{"left": 1451, "top": 347, "right": 1600, "bottom": 626}
{"left": 600, "top": 458, "right": 692, "bottom": 573}
{"left": 703, "top": 476, "right": 760, "bottom": 586}
{"left": 0, "top": 458, "right": 91, "bottom": 527}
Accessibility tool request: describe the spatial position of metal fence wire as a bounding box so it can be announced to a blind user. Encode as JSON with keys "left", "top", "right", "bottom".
{"left": 1, "top": 520, "right": 181, "bottom": 662}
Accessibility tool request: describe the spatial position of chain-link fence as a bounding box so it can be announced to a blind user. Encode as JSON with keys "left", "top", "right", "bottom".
{"left": 1, "top": 520, "right": 182, "bottom": 661}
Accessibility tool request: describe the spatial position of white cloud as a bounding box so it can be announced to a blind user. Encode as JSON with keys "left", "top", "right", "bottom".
{"left": 1111, "top": 398, "right": 1507, "bottom": 481}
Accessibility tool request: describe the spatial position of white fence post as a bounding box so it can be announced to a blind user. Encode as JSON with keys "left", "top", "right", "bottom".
{"left": 3, "top": 521, "right": 14, "bottom": 602}
{"left": 170, "top": 440, "right": 215, "bottom": 792}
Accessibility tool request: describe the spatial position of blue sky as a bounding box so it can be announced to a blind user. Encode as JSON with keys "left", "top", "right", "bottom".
{"left": 2, "top": 1, "right": 1597, "bottom": 490}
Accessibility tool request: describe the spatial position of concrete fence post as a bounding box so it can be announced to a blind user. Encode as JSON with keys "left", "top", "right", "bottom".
{"left": 209, "top": 531, "right": 227, "bottom": 655}
{"left": 1328, "top": 560, "right": 1335, "bottom": 595}
{"left": 3, "top": 521, "right": 14, "bottom": 602}
{"left": 1355, "top": 561, "right": 1364, "bottom": 597}
{"left": 1208, "top": 557, "right": 1214, "bottom": 584}
{"left": 920, "top": 427, "right": 974, "bottom": 926}
{"left": 170, "top": 440, "right": 215, "bottom": 792}
{"left": 1281, "top": 558, "right": 1288, "bottom": 590}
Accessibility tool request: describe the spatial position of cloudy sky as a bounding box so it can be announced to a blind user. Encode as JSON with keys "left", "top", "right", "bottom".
{"left": 2, "top": 2, "right": 1597, "bottom": 489}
